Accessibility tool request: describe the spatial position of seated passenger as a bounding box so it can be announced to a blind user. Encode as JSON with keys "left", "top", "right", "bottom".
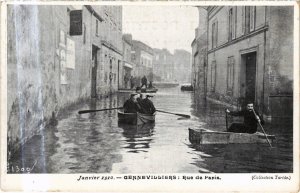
{"left": 142, "top": 95, "right": 156, "bottom": 114}
{"left": 123, "top": 93, "right": 140, "bottom": 113}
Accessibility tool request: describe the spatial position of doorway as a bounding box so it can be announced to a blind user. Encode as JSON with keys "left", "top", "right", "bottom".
{"left": 241, "top": 52, "right": 257, "bottom": 105}
{"left": 91, "top": 45, "right": 99, "bottom": 98}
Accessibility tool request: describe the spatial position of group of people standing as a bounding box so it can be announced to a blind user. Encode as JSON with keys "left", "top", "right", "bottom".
{"left": 123, "top": 87, "right": 156, "bottom": 115}
{"left": 124, "top": 74, "right": 153, "bottom": 90}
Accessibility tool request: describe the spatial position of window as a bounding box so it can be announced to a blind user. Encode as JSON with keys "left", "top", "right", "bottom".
{"left": 211, "top": 60, "right": 216, "bottom": 92}
{"left": 250, "top": 7, "right": 256, "bottom": 32}
{"left": 227, "top": 57, "right": 235, "bottom": 94}
{"left": 212, "top": 21, "right": 218, "bottom": 48}
{"left": 69, "top": 10, "right": 82, "bottom": 36}
{"left": 228, "top": 8, "right": 236, "bottom": 41}
{"left": 96, "top": 19, "right": 99, "bottom": 36}
{"left": 83, "top": 23, "right": 86, "bottom": 44}
{"left": 243, "top": 6, "right": 256, "bottom": 34}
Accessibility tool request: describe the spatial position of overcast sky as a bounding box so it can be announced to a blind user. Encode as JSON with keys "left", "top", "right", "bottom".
{"left": 122, "top": 6, "right": 198, "bottom": 54}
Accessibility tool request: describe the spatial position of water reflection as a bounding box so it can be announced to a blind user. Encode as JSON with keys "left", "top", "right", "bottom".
{"left": 188, "top": 93, "right": 293, "bottom": 173}
{"left": 119, "top": 123, "right": 155, "bottom": 153}
{"left": 8, "top": 87, "right": 293, "bottom": 173}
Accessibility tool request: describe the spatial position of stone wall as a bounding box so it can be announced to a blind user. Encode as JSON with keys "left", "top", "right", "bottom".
{"left": 265, "top": 6, "right": 293, "bottom": 118}
{"left": 6, "top": 5, "right": 105, "bottom": 159}
{"left": 202, "top": 6, "right": 293, "bottom": 118}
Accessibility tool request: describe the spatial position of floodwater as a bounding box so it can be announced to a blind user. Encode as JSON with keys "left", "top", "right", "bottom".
{"left": 8, "top": 87, "right": 293, "bottom": 173}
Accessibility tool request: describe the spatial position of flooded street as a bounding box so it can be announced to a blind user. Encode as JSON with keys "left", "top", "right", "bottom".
{"left": 9, "top": 87, "right": 293, "bottom": 173}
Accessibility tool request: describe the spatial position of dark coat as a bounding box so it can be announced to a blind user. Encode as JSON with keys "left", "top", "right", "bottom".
{"left": 229, "top": 109, "right": 264, "bottom": 133}
{"left": 136, "top": 97, "right": 147, "bottom": 114}
{"left": 123, "top": 99, "right": 139, "bottom": 113}
{"left": 141, "top": 76, "right": 147, "bottom": 85}
{"left": 141, "top": 98, "right": 156, "bottom": 114}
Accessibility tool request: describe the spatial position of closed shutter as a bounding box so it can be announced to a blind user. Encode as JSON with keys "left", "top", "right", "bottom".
{"left": 69, "top": 10, "right": 82, "bottom": 36}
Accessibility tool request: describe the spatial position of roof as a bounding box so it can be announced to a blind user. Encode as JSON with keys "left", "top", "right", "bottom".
{"left": 84, "top": 5, "right": 104, "bottom": 22}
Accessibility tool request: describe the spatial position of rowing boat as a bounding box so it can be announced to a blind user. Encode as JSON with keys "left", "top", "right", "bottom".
{"left": 188, "top": 128, "right": 275, "bottom": 145}
{"left": 118, "top": 110, "right": 156, "bottom": 125}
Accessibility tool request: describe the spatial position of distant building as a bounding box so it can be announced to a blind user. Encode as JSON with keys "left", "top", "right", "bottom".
{"left": 173, "top": 49, "right": 192, "bottom": 83}
{"left": 70, "top": 5, "right": 123, "bottom": 96}
{"left": 153, "top": 48, "right": 174, "bottom": 82}
{"left": 131, "top": 40, "right": 154, "bottom": 86}
{"left": 192, "top": 6, "right": 293, "bottom": 119}
{"left": 96, "top": 6, "right": 123, "bottom": 95}
{"left": 191, "top": 7, "right": 208, "bottom": 94}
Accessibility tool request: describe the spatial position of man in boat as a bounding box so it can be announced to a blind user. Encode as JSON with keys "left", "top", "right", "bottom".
{"left": 142, "top": 95, "right": 156, "bottom": 114}
{"left": 136, "top": 93, "right": 149, "bottom": 114}
{"left": 123, "top": 93, "right": 140, "bottom": 113}
{"left": 226, "top": 102, "right": 264, "bottom": 134}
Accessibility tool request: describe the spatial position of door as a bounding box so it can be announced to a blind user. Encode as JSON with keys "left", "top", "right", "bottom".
{"left": 245, "top": 52, "right": 256, "bottom": 103}
{"left": 91, "top": 45, "right": 99, "bottom": 98}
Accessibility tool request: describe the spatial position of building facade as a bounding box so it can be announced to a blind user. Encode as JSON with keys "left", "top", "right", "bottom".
{"left": 7, "top": 5, "right": 123, "bottom": 160}
{"left": 173, "top": 49, "right": 192, "bottom": 83}
{"left": 96, "top": 6, "right": 123, "bottom": 95}
{"left": 191, "top": 7, "right": 208, "bottom": 94}
{"left": 153, "top": 48, "right": 175, "bottom": 82}
{"left": 131, "top": 40, "right": 154, "bottom": 86}
{"left": 121, "top": 34, "right": 134, "bottom": 89}
{"left": 193, "top": 6, "right": 293, "bottom": 119}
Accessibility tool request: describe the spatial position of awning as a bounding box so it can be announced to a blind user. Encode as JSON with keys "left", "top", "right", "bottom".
{"left": 124, "top": 62, "right": 133, "bottom": 69}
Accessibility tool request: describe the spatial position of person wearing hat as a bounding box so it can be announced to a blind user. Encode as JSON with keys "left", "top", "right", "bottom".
{"left": 123, "top": 93, "right": 140, "bottom": 113}
{"left": 141, "top": 95, "right": 156, "bottom": 114}
{"left": 136, "top": 93, "right": 148, "bottom": 114}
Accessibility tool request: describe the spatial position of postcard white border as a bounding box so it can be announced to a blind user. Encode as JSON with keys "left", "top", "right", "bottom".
{"left": 1, "top": 1, "right": 299, "bottom": 192}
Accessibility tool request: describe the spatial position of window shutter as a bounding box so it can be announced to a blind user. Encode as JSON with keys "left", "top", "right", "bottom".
{"left": 70, "top": 10, "right": 83, "bottom": 36}
{"left": 242, "top": 7, "right": 245, "bottom": 35}
{"left": 232, "top": 7, "right": 236, "bottom": 39}
{"left": 216, "top": 21, "right": 218, "bottom": 47}
{"left": 227, "top": 9, "right": 230, "bottom": 41}
{"left": 250, "top": 7, "right": 256, "bottom": 32}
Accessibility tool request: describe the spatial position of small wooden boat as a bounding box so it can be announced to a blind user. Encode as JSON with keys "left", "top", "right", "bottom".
{"left": 188, "top": 128, "right": 275, "bottom": 145}
{"left": 141, "top": 87, "right": 158, "bottom": 93}
{"left": 180, "top": 84, "right": 193, "bottom": 91}
{"left": 118, "top": 110, "right": 156, "bottom": 125}
{"left": 152, "top": 82, "right": 179, "bottom": 88}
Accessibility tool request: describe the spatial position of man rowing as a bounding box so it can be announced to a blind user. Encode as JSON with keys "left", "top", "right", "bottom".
{"left": 142, "top": 95, "right": 156, "bottom": 114}
{"left": 135, "top": 87, "right": 156, "bottom": 114}
{"left": 123, "top": 93, "right": 141, "bottom": 113}
{"left": 226, "top": 102, "right": 264, "bottom": 134}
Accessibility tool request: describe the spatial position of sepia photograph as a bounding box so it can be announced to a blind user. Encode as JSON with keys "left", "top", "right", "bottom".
{"left": 1, "top": 1, "right": 299, "bottom": 192}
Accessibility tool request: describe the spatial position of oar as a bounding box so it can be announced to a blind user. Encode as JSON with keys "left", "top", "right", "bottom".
{"left": 78, "top": 107, "right": 123, "bottom": 114}
{"left": 156, "top": 109, "right": 190, "bottom": 118}
{"left": 252, "top": 110, "right": 273, "bottom": 148}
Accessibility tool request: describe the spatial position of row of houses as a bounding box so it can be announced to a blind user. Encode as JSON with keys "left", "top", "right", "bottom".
{"left": 7, "top": 5, "right": 192, "bottom": 158}
{"left": 191, "top": 6, "right": 293, "bottom": 119}
{"left": 153, "top": 48, "right": 191, "bottom": 83}
{"left": 122, "top": 37, "right": 192, "bottom": 88}
{"left": 5, "top": 5, "right": 147, "bottom": 159}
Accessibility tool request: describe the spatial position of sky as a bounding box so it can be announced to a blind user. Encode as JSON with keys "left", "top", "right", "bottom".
{"left": 122, "top": 6, "right": 198, "bottom": 54}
